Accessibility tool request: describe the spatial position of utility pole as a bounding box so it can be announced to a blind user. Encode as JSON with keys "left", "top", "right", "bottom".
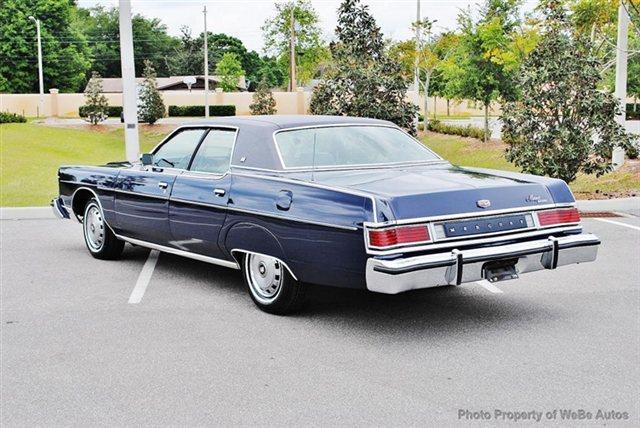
{"left": 612, "top": 0, "right": 629, "bottom": 170}
{"left": 203, "top": 5, "right": 209, "bottom": 118}
{"left": 289, "top": 7, "right": 297, "bottom": 92}
{"left": 119, "top": 0, "right": 139, "bottom": 162}
{"left": 414, "top": 0, "right": 420, "bottom": 95}
{"left": 28, "top": 16, "right": 44, "bottom": 117}
{"left": 423, "top": 22, "right": 432, "bottom": 125}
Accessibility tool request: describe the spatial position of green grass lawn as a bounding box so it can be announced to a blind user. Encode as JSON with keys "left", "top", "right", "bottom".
{"left": 1, "top": 123, "right": 172, "bottom": 207}
{"left": 422, "top": 132, "right": 639, "bottom": 199}
{"left": 0, "top": 124, "right": 637, "bottom": 206}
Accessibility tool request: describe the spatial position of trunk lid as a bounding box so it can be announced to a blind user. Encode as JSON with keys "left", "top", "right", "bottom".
{"left": 298, "top": 164, "right": 556, "bottom": 221}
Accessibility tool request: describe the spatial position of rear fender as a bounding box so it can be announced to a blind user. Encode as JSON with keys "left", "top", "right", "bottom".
{"left": 224, "top": 222, "right": 297, "bottom": 279}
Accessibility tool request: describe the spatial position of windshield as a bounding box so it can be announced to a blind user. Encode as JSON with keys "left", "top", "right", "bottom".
{"left": 274, "top": 126, "right": 440, "bottom": 169}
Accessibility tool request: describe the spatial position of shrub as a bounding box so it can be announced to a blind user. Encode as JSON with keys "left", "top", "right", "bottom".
{"left": 627, "top": 141, "right": 639, "bottom": 159}
{"left": 168, "top": 105, "right": 236, "bottom": 117}
{"left": 83, "top": 71, "right": 109, "bottom": 125}
{"left": 0, "top": 112, "right": 27, "bottom": 123}
{"left": 502, "top": 2, "right": 635, "bottom": 183}
{"left": 79, "top": 105, "right": 122, "bottom": 118}
{"left": 249, "top": 81, "right": 277, "bottom": 115}
{"left": 138, "top": 60, "right": 165, "bottom": 124}
{"left": 426, "top": 119, "right": 485, "bottom": 140}
{"left": 627, "top": 104, "right": 639, "bottom": 121}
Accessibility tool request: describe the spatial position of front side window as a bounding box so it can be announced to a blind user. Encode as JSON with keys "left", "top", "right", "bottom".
{"left": 189, "top": 129, "right": 235, "bottom": 174}
{"left": 153, "top": 129, "right": 205, "bottom": 169}
{"left": 274, "top": 126, "right": 440, "bottom": 169}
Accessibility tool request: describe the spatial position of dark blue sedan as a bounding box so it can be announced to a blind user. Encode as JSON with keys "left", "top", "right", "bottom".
{"left": 52, "top": 115, "right": 600, "bottom": 314}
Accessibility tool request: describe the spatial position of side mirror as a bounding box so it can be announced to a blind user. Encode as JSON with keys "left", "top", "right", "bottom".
{"left": 141, "top": 153, "right": 153, "bottom": 166}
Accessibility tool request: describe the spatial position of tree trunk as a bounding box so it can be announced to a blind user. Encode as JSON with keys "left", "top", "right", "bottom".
{"left": 433, "top": 96, "right": 437, "bottom": 119}
{"left": 424, "top": 72, "right": 430, "bottom": 129}
{"left": 484, "top": 102, "right": 489, "bottom": 143}
{"left": 446, "top": 99, "right": 450, "bottom": 116}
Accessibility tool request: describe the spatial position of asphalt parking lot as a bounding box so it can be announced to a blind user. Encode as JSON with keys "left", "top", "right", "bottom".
{"left": 1, "top": 215, "right": 639, "bottom": 426}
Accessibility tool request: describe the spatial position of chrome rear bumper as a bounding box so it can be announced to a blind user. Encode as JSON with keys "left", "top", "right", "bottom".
{"left": 366, "top": 233, "right": 600, "bottom": 294}
{"left": 51, "top": 197, "right": 70, "bottom": 219}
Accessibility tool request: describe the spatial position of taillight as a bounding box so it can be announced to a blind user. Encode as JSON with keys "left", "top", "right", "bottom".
{"left": 537, "top": 207, "right": 580, "bottom": 227}
{"left": 368, "top": 225, "right": 430, "bottom": 249}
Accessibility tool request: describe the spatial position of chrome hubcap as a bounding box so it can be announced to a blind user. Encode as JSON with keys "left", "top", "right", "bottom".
{"left": 84, "top": 204, "right": 104, "bottom": 251}
{"left": 247, "top": 254, "right": 282, "bottom": 302}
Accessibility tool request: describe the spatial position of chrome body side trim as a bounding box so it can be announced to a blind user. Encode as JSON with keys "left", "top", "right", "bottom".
{"left": 230, "top": 249, "right": 298, "bottom": 281}
{"left": 366, "top": 233, "right": 600, "bottom": 294}
{"left": 98, "top": 187, "right": 169, "bottom": 200}
{"left": 114, "top": 234, "right": 240, "bottom": 270}
{"left": 229, "top": 161, "right": 448, "bottom": 173}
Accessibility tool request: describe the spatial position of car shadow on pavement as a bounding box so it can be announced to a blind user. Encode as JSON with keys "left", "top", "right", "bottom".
{"left": 152, "top": 251, "right": 566, "bottom": 340}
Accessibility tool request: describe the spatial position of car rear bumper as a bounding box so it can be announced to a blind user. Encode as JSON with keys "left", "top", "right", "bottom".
{"left": 51, "top": 197, "right": 71, "bottom": 219}
{"left": 366, "top": 233, "right": 600, "bottom": 294}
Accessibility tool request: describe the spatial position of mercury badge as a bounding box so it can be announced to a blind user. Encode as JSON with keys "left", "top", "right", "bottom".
{"left": 526, "top": 194, "right": 545, "bottom": 203}
{"left": 476, "top": 199, "right": 491, "bottom": 208}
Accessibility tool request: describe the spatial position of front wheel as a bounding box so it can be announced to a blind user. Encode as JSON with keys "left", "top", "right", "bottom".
{"left": 83, "top": 198, "right": 124, "bottom": 260}
{"left": 242, "top": 253, "right": 305, "bottom": 315}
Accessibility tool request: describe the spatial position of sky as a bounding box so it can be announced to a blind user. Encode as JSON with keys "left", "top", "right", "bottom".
{"left": 76, "top": 0, "right": 537, "bottom": 53}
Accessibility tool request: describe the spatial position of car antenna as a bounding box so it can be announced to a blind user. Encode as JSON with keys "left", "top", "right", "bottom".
{"left": 311, "top": 131, "right": 317, "bottom": 182}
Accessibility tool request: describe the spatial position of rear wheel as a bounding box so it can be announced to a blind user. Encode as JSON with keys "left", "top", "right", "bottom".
{"left": 83, "top": 198, "right": 124, "bottom": 260}
{"left": 242, "top": 252, "right": 305, "bottom": 315}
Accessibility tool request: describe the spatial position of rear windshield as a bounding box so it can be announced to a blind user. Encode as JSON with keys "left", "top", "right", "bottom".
{"left": 274, "top": 125, "right": 440, "bottom": 169}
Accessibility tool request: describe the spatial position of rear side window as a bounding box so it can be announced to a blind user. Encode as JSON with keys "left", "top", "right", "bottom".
{"left": 153, "top": 129, "right": 205, "bottom": 169}
{"left": 189, "top": 129, "right": 236, "bottom": 174}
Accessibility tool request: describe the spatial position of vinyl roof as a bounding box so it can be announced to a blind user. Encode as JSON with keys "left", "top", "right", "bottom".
{"left": 183, "top": 115, "right": 395, "bottom": 130}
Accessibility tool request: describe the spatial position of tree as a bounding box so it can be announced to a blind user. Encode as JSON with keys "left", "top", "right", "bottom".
{"left": 76, "top": 6, "right": 179, "bottom": 78}
{"left": 446, "top": 0, "right": 526, "bottom": 142}
{"left": 250, "top": 80, "right": 277, "bottom": 115}
{"left": 387, "top": 22, "right": 458, "bottom": 123}
{"left": 215, "top": 53, "right": 245, "bottom": 92}
{"left": 310, "top": 0, "right": 418, "bottom": 134}
{"left": 0, "top": 0, "right": 91, "bottom": 93}
{"left": 82, "top": 71, "right": 108, "bottom": 125}
{"left": 255, "top": 57, "right": 286, "bottom": 89}
{"left": 262, "top": 0, "right": 326, "bottom": 87}
{"left": 502, "top": 0, "right": 636, "bottom": 183}
{"left": 138, "top": 60, "right": 165, "bottom": 125}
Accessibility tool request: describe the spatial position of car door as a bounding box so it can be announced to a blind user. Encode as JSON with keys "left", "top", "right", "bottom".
{"left": 168, "top": 128, "right": 236, "bottom": 258}
{"left": 114, "top": 128, "right": 207, "bottom": 245}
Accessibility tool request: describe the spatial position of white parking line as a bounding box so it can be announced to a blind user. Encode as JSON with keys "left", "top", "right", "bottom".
{"left": 476, "top": 280, "right": 504, "bottom": 293}
{"left": 128, "top": 250, "right": 160, "bottom": 304}
{"left": 593, "top": 218, "right": 640, "bottom": 232}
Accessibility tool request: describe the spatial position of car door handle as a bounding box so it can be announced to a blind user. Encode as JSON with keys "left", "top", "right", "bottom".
{"left": 158, "top": 181, "right": 168, "bottom": 189}
{"left": 213, "top": 188, "right": 226, "bottom": 197}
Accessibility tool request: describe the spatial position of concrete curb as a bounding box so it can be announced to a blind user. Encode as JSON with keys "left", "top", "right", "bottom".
{"left": 0, "top": 207, "right": 55, "bottom": 220}
{"left": 575, "top": 197, "right": 640, "bottom": 213}
{"left": 2, "top": 197, "right": 638, "bottom": 220}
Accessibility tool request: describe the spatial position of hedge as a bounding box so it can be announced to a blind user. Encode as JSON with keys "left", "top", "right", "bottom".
{"left": 168, "top": 105, "right": 236, "bottom": 117}
{"left": 79, "top": 105, "right": 123, "bottom": 118}
{"left": 426, "top": 119, "right": 485, "bottom": 140}
{"left": 627, "top": 103, "right": 639, "bottom": 121}
{"left": 0, "top": 112, "right": 27, "bottom": 123}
